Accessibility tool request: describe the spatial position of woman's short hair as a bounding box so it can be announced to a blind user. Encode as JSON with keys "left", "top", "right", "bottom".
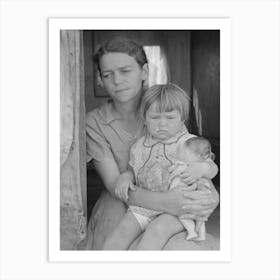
{"left": 93, "top": 36, "right": 148, "bottom": 73}
{"left": 140, "top": 83, "right": 191, "bottom": 121}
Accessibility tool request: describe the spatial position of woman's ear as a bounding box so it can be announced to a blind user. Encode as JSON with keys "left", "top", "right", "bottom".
{"left": 141, "top": 63, "right": 149, "bottom": 81}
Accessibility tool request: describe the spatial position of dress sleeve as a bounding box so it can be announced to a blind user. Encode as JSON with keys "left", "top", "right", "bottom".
{"left": 86, "top": 112, "right": 114, "bottom": 163}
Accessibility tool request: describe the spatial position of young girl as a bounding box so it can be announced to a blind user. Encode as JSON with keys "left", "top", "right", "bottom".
{"left": 102, "top": 83, "right": 218, "bottom": 250}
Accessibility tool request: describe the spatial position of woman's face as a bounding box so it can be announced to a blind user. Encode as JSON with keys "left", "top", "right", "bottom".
{"left": 99, "top": 52, "right": 148, "bottom": 103}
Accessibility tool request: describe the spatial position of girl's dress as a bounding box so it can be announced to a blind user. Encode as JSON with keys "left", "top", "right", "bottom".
{"left": 128, "top": 128, "right": 195, "bottom": 230}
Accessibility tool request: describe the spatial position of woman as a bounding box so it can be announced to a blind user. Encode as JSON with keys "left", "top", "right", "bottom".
{"left": 85, "top": 36, "right": 219, "bottom": 250}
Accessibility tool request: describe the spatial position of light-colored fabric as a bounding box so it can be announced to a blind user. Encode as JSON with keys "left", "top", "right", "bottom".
{"left": 128, "top": 128, "right": 196, "bottom": 219}
{"left": 128, "top": 210, "right": 153, "bottom": 231}
{"left": 86, "top": 100, "right": 144, "bottom": 172}
{"left": 130, "top": 127, "right": 195, "bottom": 191}
{"left": 86, "top": 101, "right": 144, "bottom": 249}
{"left": 127, "top": 129, "right": 212, "bottom": 241}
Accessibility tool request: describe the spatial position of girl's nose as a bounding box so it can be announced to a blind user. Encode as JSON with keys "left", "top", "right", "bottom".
{"left": 159, "top": 118, "right": 167, "bottom": 127}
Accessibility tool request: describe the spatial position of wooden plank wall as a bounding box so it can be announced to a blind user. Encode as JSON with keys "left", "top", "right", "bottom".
{"left": 60, "top": 30, "right": 87, "bottom": 250}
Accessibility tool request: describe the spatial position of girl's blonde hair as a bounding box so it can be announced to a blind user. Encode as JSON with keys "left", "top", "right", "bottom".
{"left": 140, "top": 83, "right": 191, "bottom": 121}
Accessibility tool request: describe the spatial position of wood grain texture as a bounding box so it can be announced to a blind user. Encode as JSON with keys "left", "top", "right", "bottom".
{"left": 60, "top": 30, "right": 87, "bottom": 250}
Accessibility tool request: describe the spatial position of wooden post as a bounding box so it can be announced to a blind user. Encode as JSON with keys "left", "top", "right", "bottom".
{"left": 60, "top": 30, "right": 87, "bottom": 250}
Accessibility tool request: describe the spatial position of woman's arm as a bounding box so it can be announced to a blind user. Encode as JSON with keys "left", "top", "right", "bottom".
{"left": 93, "top": 157, "right": 189, "bottom": 215}
{"left": 94, "top": 158, "right": 219, "bottom": 218}
{"left": 128, "top": 182, "right": 219, "bottom": 218}
{"left": 93, "top": 158, "right": 121, "bottom": 197}
{"left": 128, "top": 186, "right": 192, "bottom": 216}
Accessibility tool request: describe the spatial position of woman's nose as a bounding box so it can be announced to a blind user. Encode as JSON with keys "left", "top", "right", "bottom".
{"left": 113, "top": 72, "right": 123, "bottom": 85}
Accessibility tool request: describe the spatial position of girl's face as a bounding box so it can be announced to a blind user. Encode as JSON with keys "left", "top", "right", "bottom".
{"left": 99, "top": 52, "right": 148, "bottom": 103}
{"left": 145, "top": 103, "right": 184, "bottom": 141}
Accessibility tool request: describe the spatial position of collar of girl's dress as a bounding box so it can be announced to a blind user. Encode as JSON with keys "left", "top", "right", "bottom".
{"left": 143, "top": 126, "right": 190, "bottom": 147}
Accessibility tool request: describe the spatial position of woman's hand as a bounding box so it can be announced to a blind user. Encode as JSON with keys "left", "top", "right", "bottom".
{"left": 163, "top": 180, "right": 219, "bottom": 219}
{"left": 161, "top": 185, "right": 193, "bottom": 216}
{"left": 179, "top": 181, "right": 219, "bottom": 221}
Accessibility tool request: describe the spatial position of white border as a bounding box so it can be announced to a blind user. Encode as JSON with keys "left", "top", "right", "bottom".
{"left": 49, "top": 18, "right": 231, "bottom": 262}
{"left": 1, "top": 0, "right": 279, "bottom": 279}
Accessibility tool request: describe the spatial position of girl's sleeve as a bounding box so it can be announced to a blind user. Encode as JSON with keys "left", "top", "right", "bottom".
{"left": 86, "top": 113, "right": 114, "bottom": 163}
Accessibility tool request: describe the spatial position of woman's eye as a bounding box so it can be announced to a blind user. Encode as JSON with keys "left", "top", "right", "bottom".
{"left": 121, "top": 69, "right": 130, "bottom": 74}
{"left": 102, "top": 72, "right": 112, "bottom": 79}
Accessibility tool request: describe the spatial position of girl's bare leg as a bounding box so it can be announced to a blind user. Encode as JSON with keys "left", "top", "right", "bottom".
{"left": 102, "top": 211, "right": 142, "bottom": 250}
{"left": 136, "top": 214, "right": 184, "bottom": 250}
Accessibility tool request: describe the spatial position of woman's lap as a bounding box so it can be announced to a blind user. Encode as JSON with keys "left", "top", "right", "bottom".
{"left": 85, "top": 190, "right": 220, "bottom": 250}
{"left": 85, "top": 190, "right": 127, "bottom": 250}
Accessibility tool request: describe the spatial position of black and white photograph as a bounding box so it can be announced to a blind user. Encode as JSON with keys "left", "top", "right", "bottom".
{"left": 50, "top": 18, "right": 231, "bottom": 261}
{"left": 62, "top": 29, "right": 221, "bottom": 250}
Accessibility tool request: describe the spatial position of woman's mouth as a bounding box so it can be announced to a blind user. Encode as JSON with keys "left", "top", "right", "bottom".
{"left": 115, "top": 89, "right": 128, "bottom": 93}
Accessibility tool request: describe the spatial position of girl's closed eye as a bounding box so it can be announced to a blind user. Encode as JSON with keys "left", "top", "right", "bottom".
{"left": 149, "top": 114, "right": 160, "bottom": 119}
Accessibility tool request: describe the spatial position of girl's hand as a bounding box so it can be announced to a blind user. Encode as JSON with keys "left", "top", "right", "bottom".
{"left": 115, "top": 181, "right": 137, "bottom": 203}
{"left": 114, "top": 174, "right": 137, "bottom": 203}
